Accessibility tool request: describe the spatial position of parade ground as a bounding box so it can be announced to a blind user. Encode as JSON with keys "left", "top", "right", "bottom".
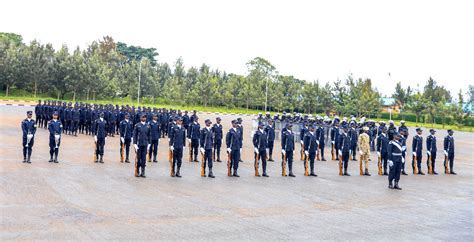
{"left": 1, "top": 104, "right": 473, "bottom": 240}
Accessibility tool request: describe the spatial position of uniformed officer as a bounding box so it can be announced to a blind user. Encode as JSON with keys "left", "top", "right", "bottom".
{"left": 282, "top": 123, "right": 296, "bottom": 177}
{"left": 330, "top": 118, "right": 340, "bottom": 160}
{"left": 226, "top": 120, "right": 242, "bottom": 177}
{"left": 349, "top": 121, "right": 358, "bottom": 161}
{"left": 48, "top": 111, "right": 63, "bottom": 163}
{"left": 338, "top": 125, "right": 351, "bottom": 176}
{"left": 212, "top": 117, "right": 223, "bottom": 162}
{"left": 72, "top": 105, "right": 80, "bottom": 136}
{"left": 148, "top": 113, "right": 161, "bottom": 163}
{"left": 200, "top": 119, "right": 215, "bottom": 178}
{"left": 253, "top": 122, "right": 268, "bottom": 177}
{"left": 426, "top": 129, "right": 438, "bottom": 175}
{"left": 264, "top": 119, "right": 276, "bottom": 162}
{"left": 93, "top": 112, "right": 108, "bottom": 163}
{"left": 387, "top": 120, "right": 397, "bottom": 140}
{"left": 300, "top": 122, "right": 308, "bottom": 161}
{"left": 412, "top": 128, "right": 425, "bottom": 175}
{"left": 21, "top": 111, "right": 37, "bottom": 163}
{"left": 388, "top": 132, "right": 404, "bottom": 190}
{"left": 398, "top": 120, "right": 409, "bottom": 139}
{"left": 316, "top": 118, "right": 326, "bottom": 161}
{"left": 35, "top": 100, "right": 42, "bottom": 128}
{"left": 237, "top": 117, "right": 244, "bottom": 162}
{"left": 377, "top": 126, "right": 389, "bottom": 175}
{"left": 133, "top": 114, "right": 151, "bottom": 178}
{"left": 443, "top": 129, "right": 456, "bottom": 175}
{"left": 169, "top": 117, "right": 186, "bottom": 177}
{"left": 357, "top": 126, "right": 371, "bottom": 176}
{"left": 399, "top": 129, "right": 408, "bottom": 175}
{"left": 119, "top": 113, "right": 133, "bottom": 163}
{"left": 303, "top": 125, "right": 318, "bottom": 176}
{"left": 188, "top": 116, "right": 201, "bottom": 162}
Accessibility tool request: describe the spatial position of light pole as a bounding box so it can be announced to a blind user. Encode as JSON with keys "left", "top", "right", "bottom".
{"left": 137, "top": 58, "right": 146, "bottom": 106}
{"left": 264, "top": 77, "right": 268, "bottom": 112}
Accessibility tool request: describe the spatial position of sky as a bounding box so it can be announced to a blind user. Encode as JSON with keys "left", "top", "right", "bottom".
{"left": 2, "top": 0, "right": 473, "bottom": 98}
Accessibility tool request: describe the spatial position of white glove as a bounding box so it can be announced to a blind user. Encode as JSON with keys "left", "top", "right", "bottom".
{"left": 187, "top": 138, "right": 191, "bottom": 143}
{"left": 359, "top": 150, "right": 363, "bottom": 155}
{"left": 254, "top": 148, "right": 258, "bottom": 153}
{"left": 304, "top": 151, "right": 309, "bottom": 156}
{"left": 427, "top": 151, "right": 430, "bottom": 156}
{"left": 402, "top": 157, "right": 405, "bottom": 163}
{"left": 147, "top": 144, "right": 151, "bottom": 150}
{"left": 316, "top": 141, "right": 320, "bottom": 146}
{"left": 134, "top": 144, "right": 138, "bottom": 151}
{"left": 281, "top": 150, "right": 286, "bottom": 155}
{"left": 55, "top": 134, "right": 60, "bottom": 140}
{"left": 412, "top": 152, "right": 416, "bottom": 156}
{"left": 377, "top": 151, "right": 380, "bottom": 156}
{"left": 94, "top": 136, "right": 97, "bottom": 142}
{"left": 331, "top": 141, "right": 335, "bottom": 144}
{"left": 105, "top": 137, "right": 108, "bottom": 141}
{"left": 402, "top": 146, "right": 406, "bottom": 151}
{"left": 27, "top": 134, "right": 33, "bottom": 139}
{"left": 227, "top": 148, "right": 232, "bottom": 153}
{"left": 388, "top": 160, "right": 393, "bottom": 167}
{"left": 444, "top": 150, "right": 448, "bottom": 156}
{"left": 158, "top": 139, "right": 160, "bottom": 143}
{"left": 183, "top": 146, "right": 186, "bottom": 151}
{"left": 338, "top": 150, "right": 342, "bottom": 156}
{"left": 168, "top": 139, "right": 171, "bottom": 143}
{"left": 300, "top": 140, "right": 304, "bottom": 145}
{"left": 200, "top": 147, "right": 205, "bottom": 154}
{"left": 120, "top": 137, "right": 124, "bottom": 143}
{"left": 170, "top": 146, "right": 174, "bottom": 151}
{"left": 240, "top": 148, "right": 242, "bottom": 153}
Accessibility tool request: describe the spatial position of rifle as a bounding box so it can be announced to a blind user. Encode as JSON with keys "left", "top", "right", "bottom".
{"left": 331, "top": 142, "right": 335, "bottom": 160}
{"left": 120, "top": 140, "right": 125, "bottom": 162}
{"left": 413, "top": 154, "right": 418, "bottom": 174}
{"left": 377, "top": 154, "right": 382, "bottom": 175}
{"left": 338, "top": 152, "right": 343, "bottom": 176}
{"left": 93, "top": 139, "right": 98, "bottom": 162}
{"left": 428, "top": 152, "right": 433, "bottom": 175}
{"left": 444, "top": 154, "right": 449, "bottom": 174}
{"left": 188, "top": 140, "right": 192, "bottom": 162}
{"left": 359, "top": 155, "right": 363, "bottom": 176}
{"left": 200, "top": 151, "right": 206, "bottom": 177}
{"left": 300, "top": 143, "right": 304, "bottom": 161}
{"left": 254, "top": 151, "right": 260, "bottom": 176}
{"left": 282, "top": 152, "right": 287, "bottom": 176}
{"left": 304, "top": 153, "right": 309, "bottom": 176}
{"left": 227, "top": 150, "right": 232, "bottom": 176}
{"left": 169, "top": 149, "right": 175, "bottom": 177}
{"left": 134, "top": 147, "right": 139, "bottom": 177}
{"left": 317, "top": 145, "right": 321, "bottom": 161}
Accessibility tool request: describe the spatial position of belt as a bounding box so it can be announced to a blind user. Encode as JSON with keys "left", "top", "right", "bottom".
{"left": 392, "top": 153, "right": 402, "bottom": 156}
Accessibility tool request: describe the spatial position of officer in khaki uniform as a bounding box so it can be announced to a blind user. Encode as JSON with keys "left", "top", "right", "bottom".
{"left": 357, "top": 126, "right": 371, "bottom": 176}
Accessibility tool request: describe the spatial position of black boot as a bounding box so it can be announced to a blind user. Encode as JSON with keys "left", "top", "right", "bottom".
{"left": 418, "top": 171, "right": 425, "bottom": 175}
{"left": 125, "top": 158, "right": 130, "bottom": 163}
{"left": 383, "top": 170, "right": 388, "bottom": 176}
{"left": 95, "top": 155, "right": 99, "bottom": 163}
{"left": 364, "top": 169, "right": 371, "bottom": 176}
{"left": 23, "top": 157, "right": 27, "bottom": 163}
{"left": 289, "top": 169, "right": 295, "bottom": 177}
{"left": 99, "top": 156, "right": 104, "bottom": 163}
{"left": 140, "top": 167, "right": 146, "bottom": 178}
{"left": 27, "top": 155, "right": 31, "bottom": 163}
{"left": 388, "top": 180, "right": 394, "bottom": 189}
{"left": 394, "top": 181, "right": 402, "bottom": 190}
{"left": 176, "top": 167, "right": 182, "bottom": 177}
{"left": 54, "top": 154, "right": 59, "bottom": 163}
{"left": 401, "top": 170, "right": 408, "bottom": 175}
{"left": 233, "top": 170, "right": 240, "bottom": 177}
{"left": 49, "top": 156, "right": 53, "bottom": 162}
{"left": 343, "top": 168, "right": 350, "bottom": 176}
{"left": 208, "top": 168, "right": 215, "bottom": 178}
{"left": 450, "top": 171, "right": 457, "bottom": 175}
{"left": 433, "top": 170, "right": 438, "bottom": 175}
{"left": 262, "top": 172, "right": 269, "bottom": 177}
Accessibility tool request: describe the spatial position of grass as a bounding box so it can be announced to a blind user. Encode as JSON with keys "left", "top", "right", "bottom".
{"left": 2, "top": 93, "right": 472, "bottom": 132}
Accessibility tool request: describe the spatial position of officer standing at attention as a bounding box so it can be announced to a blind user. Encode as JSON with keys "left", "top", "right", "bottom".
{"left": 357, "top": 126, "right": 371, "bottom": 176}
{"left": 93, "top": 112, "right": 108, "bottom": 163}
{"left": 212, "top": 117, "right": 223, "bottom": 162}
{"left": 200, "top": 119, "right": 215, "bottom": 178}
{"left": 133, "top": 114, "right": 151, "bottom": 178}
{"left": 426, "top": 129, "right": 438, "bottom": 175}
{"left": 148, "top": 113, "right": 161, "bottom": 163}
{"left": 264, "top": 119, "right": 276, "bottom": 162}
{"left": 377, "top": 126, "right": 389, "bottom": 175}
{"left": 253, "top": 122, "right": 269, "bottom": 177}
{"left": 330, "top": 118, "right": 340, "bottom": 160}
{"left": 21, "top": 111, "right": 37, "bottom": 163}
{"left": 316, "top": 118, "right": 326, "bottom": 161}
{"left": 398, "top": 120, "right": 409, "bottom": 139}
{"left": 169, "top": 117, "right": 186, "bottom": 177}
{"left": 35, "top": 100, "right": 42, "bottom": 128}
{"left": 338, "top": 125, "right": 351, "bottom": 176}
{"left": 349, "top": 121, "right": 358, "bottom": 161}
{"left": 443, "top": 129, "right": 457, "bottom": 175}
{"left": 399, "top": 129, "right": 408, "bottom": 175}
{"left": 48, "top": 111, "right": 63, "bottom": 163}
{"left": 188, "top": 116, "right": 201, "bottom": 162}
{"left": 412, "top": 128, "right": 425, "bottom": 175}
{"left": 282, "top": 123, "right": 296, "bottom": 177}
{"left": 300, "top": 122, "right": 308, "bottom": 161}
{"left": 226, "top": 120, "right": 242, "bottom": 177}
{"left": 303, "top": 125, "right": 318, "bottom": 176}
{"left": 237, "top": 117, "right": 244, "bottom": 162}
{"left": 119, "top": 113, "right": 133, "bottom": 163}
{"left": 387, "top": 132, "right": 404, "bottom": 190}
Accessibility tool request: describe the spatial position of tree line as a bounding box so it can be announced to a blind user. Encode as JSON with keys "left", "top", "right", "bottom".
{"left": 0, "top": 32, "right": 472, "bottom": 126}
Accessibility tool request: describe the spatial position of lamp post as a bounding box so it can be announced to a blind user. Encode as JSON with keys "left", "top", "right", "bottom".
{"left": 264, "top": 77, "right": 268, "bottom": 112}
{"left": 137, "top": 57, "right": 147, "bottom": 106}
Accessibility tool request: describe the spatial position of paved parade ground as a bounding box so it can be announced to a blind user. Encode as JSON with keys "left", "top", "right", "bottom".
{"left": 1, "top": 104, "right": 473, "bottom": 240}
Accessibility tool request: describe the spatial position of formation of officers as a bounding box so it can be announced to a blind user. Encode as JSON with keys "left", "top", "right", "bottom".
{"left": 23, "top": 100, "right": 458, "bottom": 190}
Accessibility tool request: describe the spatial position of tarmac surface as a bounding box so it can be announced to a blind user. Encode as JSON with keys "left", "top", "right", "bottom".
{"left": 1, "top": 104, "right": 473, "bottom": 240}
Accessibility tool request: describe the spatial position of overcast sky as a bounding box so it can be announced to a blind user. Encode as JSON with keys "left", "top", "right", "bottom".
{"left": 2, "top": 0, "right": 473, "bottom": 98}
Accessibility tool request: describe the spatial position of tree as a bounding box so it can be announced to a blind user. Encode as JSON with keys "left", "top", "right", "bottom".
{"left": 406, "top": 92, "right": 428, "bottom": 124}
{"left": 116, "top": 41, "right": 158, "bottom": 65}
{"left": 392, "top": 81, "right": 412, "bottom": 109}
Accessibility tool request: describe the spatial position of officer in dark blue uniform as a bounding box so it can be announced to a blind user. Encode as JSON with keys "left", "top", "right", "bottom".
{"left": 388, "top": 132, "right": 403, "bottom": 190}
{"left": 304, "top": 125, "right": 318, "bottom": 176}
{"left": 443, "top": 129, "right": 456, "bottom": 175}
{"left": 169, "top": 117, "right": 186, "bottom": 177}
{"left": 426, "top": 129, "right": 438, "bottom": 175}
{"left": 349, "top": 121, "right": 358, "bottom": 161}
{"left": 200, "top": 119, "right": 215, "bottom": 178}
{"left": 253, "top": 122, "right": 268, "bottom": 177}
{"left": 264, "top": 119, "right": 275, "bottom": 162}
{"left": 412, "top": 128, "right": 425, "bottom": 175}
{"left": 119, "top": 113, "right": 133, "bottom": 163}
{"left": 282, "top": 123, "right": 296, "bottom": 177}
{"left": 316, "top": 119, "right": 326, "bottom": 161}
{"left": 133, "top": 113, "right": 151, "bottom": 178}
{"left": 65, "top": 103, "right": 73, "bottom": 135}
{"left": 48, "top": 111, "right": 63, "bottom": 163}
{"left": 377, "top": 126, "right": 389, "bottom": 175}
{"left": 398, "top": 120, "right": 409, "bottom": 139}
{"left": 148, "top": 113, "right": 161, "bottom": 163}
{"left": 299, "top": 122, "right": 308, "bottom": 161}
{"left": 72, "top": 105, "right": 80, "bottom": 136}
{"left": 338, "top": 125, "right": 351, "bottom": 176}
{"left": 21, "top": 111, "right": 37, "bottom": 163}
{"left": 212, "top": 117, "right": 223, "bottom": 162}
{"left": 330, "top": 118, "right": 340, "bottom": 160}
{"left": 399, "top": 129, "right": 408, "bottom": 175}
{"left": 226, "top": 120, "right": 242, "bottom": 177}
{"left": 93, "top": 112, "right": 108, "bottom": 163}
{"left": 188, "top": 116, "right": 201, "bottom": 162}
{"left": 237, "top": 117, "right": 244, "bottom": 162}
{"left": 35, "top": 100, "right": 42, "bottom": 128}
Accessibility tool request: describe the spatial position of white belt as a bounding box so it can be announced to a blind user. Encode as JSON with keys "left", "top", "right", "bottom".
{"left": 392, "top": 153, "right": 402, "bottom": 156}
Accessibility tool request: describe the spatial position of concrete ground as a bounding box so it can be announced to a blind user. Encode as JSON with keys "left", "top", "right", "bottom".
{"left": 1, "top": 104, "right": 473, "bottom": 240}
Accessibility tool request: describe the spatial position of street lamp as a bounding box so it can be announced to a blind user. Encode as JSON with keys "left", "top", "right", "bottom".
{"left": 264, "top": 77, "right": 268, "bottom": 112}
{"left": 137, "top": 57, "right": 147, "bottom": 106}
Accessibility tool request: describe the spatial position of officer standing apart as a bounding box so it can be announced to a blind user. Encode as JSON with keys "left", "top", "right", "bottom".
{"left": 48, "top": 111, "right": 63, "bottom": 163}
{"left": 387, "top": 132, "right": 404, "bottom": 190}
{"left": 200, "top": 119, "right": 215, "bottom": 178}
{"left": 443, "top": 129, "right": 457, "bottom": 175}
{"left": 94, "top": 112, "right": 108, "bottom": 163}
{"left": 282, "top": 123, "right": 296, "bottom": 177}
{"left": 169, "top": 117, "right": 186, "bottom": 177}
{"left": 226, "top": 120, "right": 242, "bottom": 177}
{"left": 133, "top": 114, "right": 151, "bottom": 178}
{"left": 21, "top": 111, "right": 37, "bottom": 163}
